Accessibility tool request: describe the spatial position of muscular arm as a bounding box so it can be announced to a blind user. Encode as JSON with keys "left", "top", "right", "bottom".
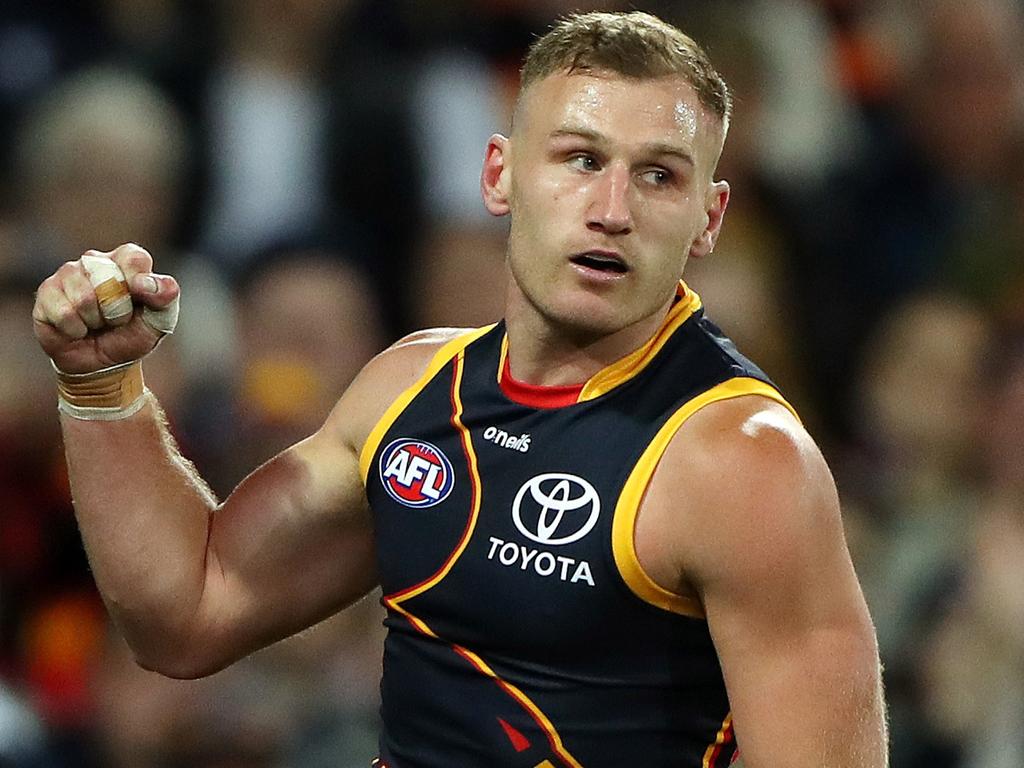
{"left": 642, "top": 398, "right": 887, "bottom": 767}
{"left": 35, "top": 246, "right": 456, "bottom": 678}
{"left": 62, "top": 389, "right": 376, "bottom": 678}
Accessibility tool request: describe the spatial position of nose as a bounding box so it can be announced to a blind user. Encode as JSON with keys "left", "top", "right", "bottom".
{"left": 587, "top": 163, "right": 633, "bottom": 235}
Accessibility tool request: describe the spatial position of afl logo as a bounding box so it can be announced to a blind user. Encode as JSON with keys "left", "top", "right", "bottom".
{"left": 512, "top": 473, "right": 600, "bottom": 546}
{"left": 379, "top": 439, "right": 455, "bottom": 508}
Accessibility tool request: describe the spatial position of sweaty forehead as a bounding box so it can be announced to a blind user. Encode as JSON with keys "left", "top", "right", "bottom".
{"left": 520, "top": 71, "right": 710, "bottom": 144}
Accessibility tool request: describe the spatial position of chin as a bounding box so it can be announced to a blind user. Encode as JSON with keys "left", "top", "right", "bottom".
{"left": 544, "top": 296, "right": 636, "bottom": 340}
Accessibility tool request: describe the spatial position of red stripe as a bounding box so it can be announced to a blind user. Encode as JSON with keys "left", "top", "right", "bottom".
{"left": 706, "top": 720, "right": 735, "bottom": 768}
{"left": 498, "top": 717, "right": 532, "bottom": 752}
{"left": 451, "top": 645, "right": 571, "bottom": 765}
{"left": 383, "top": 355, "right": 476, "bottom": 602}
{"left": 380, "top": 352, "right": 579, "bottom": 767}
{"left": 499, "top": 356, "right": 583, "bottom": 409}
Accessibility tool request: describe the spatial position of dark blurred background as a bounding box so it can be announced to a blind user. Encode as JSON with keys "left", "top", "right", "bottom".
{"left": 0, "top": 0, "right": 1022, "bottom": 765}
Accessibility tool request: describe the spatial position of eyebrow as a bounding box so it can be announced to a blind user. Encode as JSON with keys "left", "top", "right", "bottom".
{"left": 549, "top": 127, "right": 695, "bottom": 168}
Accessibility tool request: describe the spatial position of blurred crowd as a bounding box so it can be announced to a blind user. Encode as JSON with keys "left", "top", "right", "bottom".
{"left": 0, "top": 0, "right": 1021, "bottom": 765}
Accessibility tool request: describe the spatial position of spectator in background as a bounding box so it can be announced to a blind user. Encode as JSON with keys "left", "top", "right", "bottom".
{"left": 10, "top": 66, "right": 187, "bottom": 280}
{"left": 193, "top": 0, "right": 421, "bottom": 336}
{"left": 914, "top": 335, "right": 1024, "bottom": 768}
{"left": 92, "top": 630, "right": 291, "bottom": 768}
{"left": 407, "top": 44, "right": 509, "bottom": 328}
{"left": 842, "top": 292, "right": 994, "bottom": 765}
{"left": 785, "top": 0, "right": 1024, "bottom": 440}
{"left": 9, "top": 65, "right": 236, "bottom": 423}
{"left": 214, "top": 243, "right": 387, "bottom": 487}
{"left": 899, "top": 0, "right": 1024, "bottom": 321}
{"left": 0, "top": 276, "right": 104, "bottom": 761}
{"left": 197, "top": 0, "right": 356, "bottom": 261}
{"left": 91, "top": 606, "right": 384, "bottom": 768}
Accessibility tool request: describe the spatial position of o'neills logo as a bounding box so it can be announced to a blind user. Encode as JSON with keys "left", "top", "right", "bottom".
{"left": 379, "top": 439, "right": 455, "bottom": 508}
{"left": 485, "top": 472, "right": 600, "bottom": 587}
{"left": 483, "top": 426, "right": 531, "bottom": 453}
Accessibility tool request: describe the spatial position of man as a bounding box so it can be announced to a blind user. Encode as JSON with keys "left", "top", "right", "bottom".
{"left": 32, "top": 11, "right": 888, "bottom": 767}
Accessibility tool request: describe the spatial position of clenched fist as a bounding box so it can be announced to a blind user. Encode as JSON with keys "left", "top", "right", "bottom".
{"left": 33, "top": 243, "right": 180, "bottom": 375}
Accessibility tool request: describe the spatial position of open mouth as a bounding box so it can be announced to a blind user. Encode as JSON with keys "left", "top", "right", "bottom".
{"left": 569, "top": 252, "right": 629, "bottom": 274}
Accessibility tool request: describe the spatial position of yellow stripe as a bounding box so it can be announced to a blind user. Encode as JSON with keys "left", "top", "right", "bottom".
{"left": 456, "top": 646, "right": 584, "bottom": 768}
{"left": 389, "top": 351, "right": 482, "bottom": 604}
{"left": 534, "top": 762, "right": 556, "bottom": 768}
{"left": 578, "top": 280, "right": 702, "bottom": 402}
{"left": 359, "top": 325, "right": 493, "bottom": 484}
{"left": 497, "top": 333, "right": 509, "bottom": 387}
{"left": 385, "top": 599, "right": 438, "bottom": 639}
{"left": 382, "top": 359, "right": 584, "bottom": 768}
{"left": 702, "top": 712, "right": 733, "bottom": 768}
{"left": 612, "top": 377, "right": 799, "bottom": 616}
{"left": 380, "top": 352, "right": 582, "bottom": 768}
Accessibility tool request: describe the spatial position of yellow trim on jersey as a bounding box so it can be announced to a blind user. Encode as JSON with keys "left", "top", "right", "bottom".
{"left": 612, "top": 377, "right": 799, "bottom": 617}
{"left": 381, "top": 354, "right": 582, "bottom": 766}
{"left": 702, "top": 712, "right": 734, "bottom": 768}
{"left": 497, "top": 333, "right": 509, "bottom": 387}
{"left": 385, "top": 349, "right": 482, "bottom": 604}
{"left": 386, "top": 599, "right": 438, "bottom": 638}
{"left": 577, "top": 281, "right": 702, "bottom": 402}
{"left": 455, "top": 645, "right": 585, "bottom": 768}
{"left": 359, "top": 325, "right": 494, "bottom": 484}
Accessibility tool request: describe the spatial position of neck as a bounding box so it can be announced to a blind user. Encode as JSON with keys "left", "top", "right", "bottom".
{"left": 503, "top": 289, "right": 675, "bottom": 387}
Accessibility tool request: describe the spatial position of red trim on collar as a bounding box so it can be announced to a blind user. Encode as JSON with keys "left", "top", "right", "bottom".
{"left": 499, "top": 356, "right": 584, "bottom": 409}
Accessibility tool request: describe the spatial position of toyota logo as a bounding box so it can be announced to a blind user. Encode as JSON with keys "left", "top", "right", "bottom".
{"left": 511, "top": 473, "right": 601, "bottom": 546}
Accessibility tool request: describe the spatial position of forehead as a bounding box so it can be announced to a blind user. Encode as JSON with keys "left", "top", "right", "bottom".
{"left": 518, "top": 70, "right": 717, "bottom": 149}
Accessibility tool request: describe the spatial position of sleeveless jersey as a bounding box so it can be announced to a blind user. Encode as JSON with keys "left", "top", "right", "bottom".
{"left": 360, "top": 283, "right": 795, "bottom": 767}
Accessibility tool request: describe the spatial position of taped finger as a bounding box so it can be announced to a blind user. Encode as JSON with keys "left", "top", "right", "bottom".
{"left": 82, "top": 253, "right": 133, "bottom": 322}
{"left": 142, "top": 293, "right": 179, "bottom": 336}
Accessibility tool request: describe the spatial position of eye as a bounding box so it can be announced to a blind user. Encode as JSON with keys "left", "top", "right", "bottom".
{"left": 567, "top": 153, "right": 600, "bottom": 172}
{"left": 640, "top": 168, "right": 673, "bottom": 186}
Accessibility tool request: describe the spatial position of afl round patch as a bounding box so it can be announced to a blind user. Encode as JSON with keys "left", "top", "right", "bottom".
{"left": 379, "top": 438, "right": 456, "bottom": 508}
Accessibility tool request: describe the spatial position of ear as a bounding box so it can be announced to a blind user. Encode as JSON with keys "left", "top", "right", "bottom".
{"left": 481, "top": 134, "right": 512, "bottom": 216}
{"left": 688, "top": 180, "right": 730, "bottom": 259}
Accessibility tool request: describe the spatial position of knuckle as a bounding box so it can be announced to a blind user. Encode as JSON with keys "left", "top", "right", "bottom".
{"left": 38, "top": 274, "right": 60, "bottom": 294}
{"left": 54, "top": 304, "right": 82, "bottom": 329}
{"left": 69, "top": 291, "right": 96, "bottom": 314}
{"left": 115, "top": 242, "right": 153, "bottom": 271}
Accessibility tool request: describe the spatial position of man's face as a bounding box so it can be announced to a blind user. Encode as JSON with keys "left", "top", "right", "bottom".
{"left": 494, "top": 69, "right": 728, "bottom": 339}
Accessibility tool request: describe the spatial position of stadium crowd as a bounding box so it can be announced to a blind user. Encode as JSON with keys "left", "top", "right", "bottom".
{"left": 0, "top": 0, "right": 1022, "bottom": 766}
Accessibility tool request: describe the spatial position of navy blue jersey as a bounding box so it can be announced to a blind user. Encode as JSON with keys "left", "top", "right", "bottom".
{"left": 361, "top": 283, "right": 795, "bottom": 767}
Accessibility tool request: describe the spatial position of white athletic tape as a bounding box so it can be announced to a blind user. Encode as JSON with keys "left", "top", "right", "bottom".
{"left": 81, "top": 253, "right": 132, "bottom": 321}
{"left": 79, "top": 253, "right": 179, "bottom": 335}
{"left": 53, "top": 359, "right": 148, "bottom": 421}
{"left": 57, "top": 388, "right": 150, "bottom": 421}
{"left": 143, "top": 296, "right": 179, "bottom": 335}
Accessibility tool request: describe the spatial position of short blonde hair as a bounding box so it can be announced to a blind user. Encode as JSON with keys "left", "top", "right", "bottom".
{"left": 520, "top": 11, "right": 731, "bottom": 125}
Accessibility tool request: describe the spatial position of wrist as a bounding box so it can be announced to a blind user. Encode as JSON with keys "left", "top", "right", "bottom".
{"left": 54, "top": 360, "right": 149, "bottom": 421}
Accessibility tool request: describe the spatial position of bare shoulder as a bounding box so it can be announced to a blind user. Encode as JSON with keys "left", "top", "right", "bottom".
{"left": 323, "top": 327, "right": 482, "bottom": 451}
{"left": 643, "top": 393, "right": 844, "bottom": 593}
{"left": 645, "top": 396, "right": 885, "bottom": 765}
{"left": 681, "top": 394, "right": 827, "bottom": 495}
